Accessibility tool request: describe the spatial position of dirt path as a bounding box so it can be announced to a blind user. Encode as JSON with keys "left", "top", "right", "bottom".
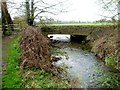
{"left": 2, "top": 32, "right": 19, "bottom": 69}
{"left": 1, "top": 32, "right": 17, "bottom": 88}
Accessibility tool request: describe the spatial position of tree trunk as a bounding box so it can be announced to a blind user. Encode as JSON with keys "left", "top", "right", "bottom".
{"left": 1, "top": 1, "right": 14, "bottom": 35}
{"left": 26, "top": 0, "right": 31, "bottom": 25}
{"left": 30, "top": 0, "right": 34, "bottom": 26}
{"left": 1, "top": 1, "right": 7, "bottom": 35}
{"left": 25, "top": 0, "right": 35, "bottom": 26}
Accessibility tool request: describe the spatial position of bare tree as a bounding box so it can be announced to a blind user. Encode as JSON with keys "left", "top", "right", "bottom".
{"left": 24, "top": 0, "right": 67, "bottom": 26}
{"left": 3, "top": 0, "right": 68, "bottom": 26}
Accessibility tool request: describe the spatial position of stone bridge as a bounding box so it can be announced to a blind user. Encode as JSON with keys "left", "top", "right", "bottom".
{"left": 42, "top": 26, "right": 115, "bottom": 36}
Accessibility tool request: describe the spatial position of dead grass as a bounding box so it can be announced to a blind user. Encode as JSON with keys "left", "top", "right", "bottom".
{"left": 19, "top": 26, "right": 62, "bottom": 76}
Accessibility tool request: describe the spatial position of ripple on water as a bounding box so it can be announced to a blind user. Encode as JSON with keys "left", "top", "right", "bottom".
{"left": 53, "top": 46, "right": 120, "bottom": 88}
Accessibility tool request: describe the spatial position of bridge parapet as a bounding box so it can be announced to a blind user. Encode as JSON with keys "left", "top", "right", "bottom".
{"left": 42, "top": 25, "right": 116, "bottom": 36}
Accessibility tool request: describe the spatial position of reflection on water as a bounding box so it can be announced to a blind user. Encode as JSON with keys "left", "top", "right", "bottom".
{"left": 52, "top": 42, "right": 120, "bottom": 88}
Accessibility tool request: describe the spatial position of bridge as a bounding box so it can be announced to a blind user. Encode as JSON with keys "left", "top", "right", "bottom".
{"left": 42, "top": 25, "right": 114, "bottom": 36}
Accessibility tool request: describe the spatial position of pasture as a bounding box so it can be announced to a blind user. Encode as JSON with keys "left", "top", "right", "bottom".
{"left": 39, "top": 22, "right": 116, "bottom": 26}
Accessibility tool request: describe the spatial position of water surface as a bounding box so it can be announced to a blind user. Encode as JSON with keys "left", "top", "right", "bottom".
{"left": 52, "top": 42, "right": 120, "bottom": 88}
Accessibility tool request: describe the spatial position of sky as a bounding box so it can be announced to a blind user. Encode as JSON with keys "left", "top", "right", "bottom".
{"left": 10, "top": 0, "right": 114, "bottom": 22}
{"left": 59, "top": 0, "right": 101, "bottom": 21}
{"left": 53, "top": 0, "right": 102, "bottom": 22}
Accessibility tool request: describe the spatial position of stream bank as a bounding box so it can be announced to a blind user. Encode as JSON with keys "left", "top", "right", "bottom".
{"left": 87, "top": 27, "right": 119, "bottom": 71}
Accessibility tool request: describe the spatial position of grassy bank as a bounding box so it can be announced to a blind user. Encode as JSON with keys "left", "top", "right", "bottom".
{"left": 2, "top": 36, "right": 23, "bottom": 88}
{"left": 2, "top": 35, "right": 69, "bottom": 88}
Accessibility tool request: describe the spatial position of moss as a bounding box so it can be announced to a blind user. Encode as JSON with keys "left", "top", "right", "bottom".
{"left": 105, "top": 56, "right": 117, "bottom": 67}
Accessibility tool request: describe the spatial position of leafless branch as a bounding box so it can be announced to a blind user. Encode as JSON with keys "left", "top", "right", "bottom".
{"left": 33, "top": 0, "right": 68, "bottom": 19}
{"left": 97, "top": 0, "right": 118, "bottom": 20}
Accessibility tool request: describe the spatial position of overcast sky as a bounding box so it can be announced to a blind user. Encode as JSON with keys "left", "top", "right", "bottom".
{"left": 11, "top": 0, "right": 113, "bottom": 22}
{"left": 53, "top": 0, "right": 102, "bottom": 22}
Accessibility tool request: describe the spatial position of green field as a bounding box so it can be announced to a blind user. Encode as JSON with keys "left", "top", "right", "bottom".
{"left": 39, "top": 22, "right": 116, "bottom": 26}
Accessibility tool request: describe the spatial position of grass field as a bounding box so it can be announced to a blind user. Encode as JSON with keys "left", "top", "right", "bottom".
{"left": 39, "top": 22, "right": 116, "bottom": 26}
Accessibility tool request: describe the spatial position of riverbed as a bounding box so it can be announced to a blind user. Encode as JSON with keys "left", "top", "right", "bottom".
{"left": 52, "top": 41, "right": 120, "bottom": 88}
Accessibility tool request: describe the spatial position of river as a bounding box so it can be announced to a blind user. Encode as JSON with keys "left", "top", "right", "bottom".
{"left": 49, "top": 37, "right": 120, "bottom": 88}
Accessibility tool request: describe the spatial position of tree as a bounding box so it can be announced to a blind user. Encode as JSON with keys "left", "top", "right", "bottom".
{"left": 1, "top": 0, "right": 14, "bottom": 35}
{"left": 25, "top": 0, "right": 67, "bottom": 26}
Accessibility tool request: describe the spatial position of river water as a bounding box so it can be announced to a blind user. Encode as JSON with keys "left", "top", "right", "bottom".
{"left": 51, "top": 42, "right": 120, "bottom": 88}
{"left": 46, "top": 34, "right": 120, "bottom": 88}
